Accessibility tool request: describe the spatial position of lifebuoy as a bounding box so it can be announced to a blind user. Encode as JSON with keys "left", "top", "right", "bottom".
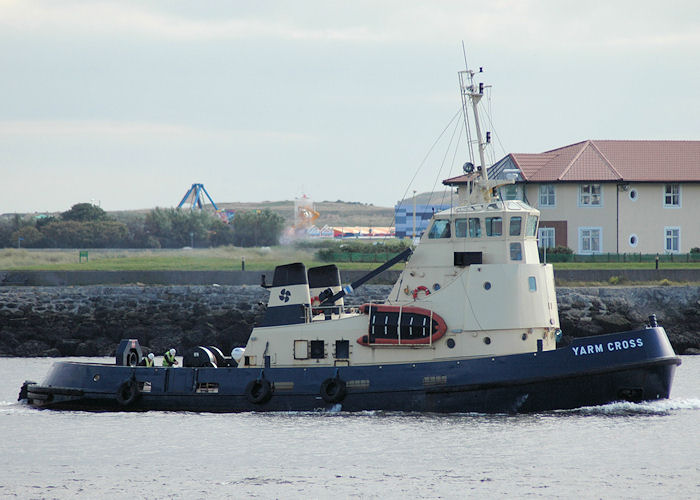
{"left": 245, "top": 379, "right": 272, "bottom": 405}
{"left": 116, "top": 379, "right": 139, "bottom": 406}
{"left": 412, "top": 285, "right": 431, "bottom": 300}
{"left": 320, "top": 377, "right": 347, "bottom": 403}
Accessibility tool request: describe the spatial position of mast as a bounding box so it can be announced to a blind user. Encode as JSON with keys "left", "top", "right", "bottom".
{"left": 458, "top": 67, "right": 489, "bottom": 181}
{"left": 457, "top": 61, "right": 512, "bottom": 204}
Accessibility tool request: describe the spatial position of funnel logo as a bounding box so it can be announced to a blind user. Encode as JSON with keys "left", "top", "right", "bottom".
{"left": 279, "top": 289, "right": 291, "bottom": 303}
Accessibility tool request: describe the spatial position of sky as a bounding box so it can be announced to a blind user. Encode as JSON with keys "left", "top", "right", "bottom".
{"left": 1, "top": 0, "right": 699, "bottom": 213}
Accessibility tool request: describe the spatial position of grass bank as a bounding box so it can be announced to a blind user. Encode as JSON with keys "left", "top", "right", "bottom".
{"left": 0, "top": 247, "right": 401, "bottom": 271}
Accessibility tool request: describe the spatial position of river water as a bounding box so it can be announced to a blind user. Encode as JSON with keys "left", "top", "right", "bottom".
{"left": 0, "top": 356, "right": 698, "bottom": 499}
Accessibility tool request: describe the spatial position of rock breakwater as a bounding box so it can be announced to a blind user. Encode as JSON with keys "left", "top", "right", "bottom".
{"left": 0, "top": 285, "right": 698, "bottom": 357}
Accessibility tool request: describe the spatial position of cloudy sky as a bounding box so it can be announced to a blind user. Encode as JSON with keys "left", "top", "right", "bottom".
{"left": 1, "top": 0, "right": 698, "bottom": 213}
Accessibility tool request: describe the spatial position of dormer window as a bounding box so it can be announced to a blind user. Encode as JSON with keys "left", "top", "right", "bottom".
{"left": 428, "top": 220, "right": 451, "bottom": 239}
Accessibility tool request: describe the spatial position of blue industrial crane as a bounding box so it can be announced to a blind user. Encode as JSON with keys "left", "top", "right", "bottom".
{"left": 177, "top": 183, "right": 219, "bottom": 211}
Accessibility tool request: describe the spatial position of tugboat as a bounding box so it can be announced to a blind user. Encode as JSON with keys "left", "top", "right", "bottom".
{"left": 19, "top": 65, "right": 681, "bottom": 413}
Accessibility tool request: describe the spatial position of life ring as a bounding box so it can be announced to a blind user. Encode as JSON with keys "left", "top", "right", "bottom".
{"left": 245, "top": 379, "right": 273, "bottom": 405}
{"left": 412, "top": 285, "right": 431, "bottom": 300}
{"left": 320, "top": 377, "right": 347, "bottom": 403}
{"left": 116, "top": 379, "right": 139, "bottom": 406}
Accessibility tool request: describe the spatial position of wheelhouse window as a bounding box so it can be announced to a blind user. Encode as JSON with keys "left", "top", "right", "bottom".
{"left": 485, "top": 217, "right": 502, "bottom": 237}
{"left": 510, "top": 242, "right": 522, "bottom": 261}
{"left": 579, "top": 227, "right": 602, "bottom": 254}
{"left": 526, "top": 215, "right": 539, "bottom": 237}
{"left": 664, "top": 184, "right": 680, "bottom": 207}
{"left": 502, "top": 185, "right": 518, "bottom": 200}
{"left": 579, "top": 184, "right": 601, "bottom": 206}
{"left": 454, "top": 218, "right": 468, "bottom": 238}
{"left": 509, "top": 216, "right": 522, "bottom": 236}
{"left": 468, "top": 218, "right": 481, "bottom": 238}
{"left": 538, "top": 227, "right": 555, "bottom": 248}
{"left": 539, "top": 184, "right": 555, "bottom": 207}
{"left": 664, "top": 227, "right": 680, "bottom": 253}
{"left": 428, "top": 220, "right": 451, "bottom": 239}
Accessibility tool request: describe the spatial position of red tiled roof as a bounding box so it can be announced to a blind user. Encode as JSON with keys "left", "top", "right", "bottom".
{"left": 510, "top": 140, "right": 700, "bottom": 182}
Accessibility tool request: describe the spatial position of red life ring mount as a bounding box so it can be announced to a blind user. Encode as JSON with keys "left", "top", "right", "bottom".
{"left": 412, "top": 285, "right": 431, "bottom": 300}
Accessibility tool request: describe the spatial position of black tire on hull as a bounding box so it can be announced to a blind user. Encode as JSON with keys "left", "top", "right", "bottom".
{"left": 245, "top": 379, "right": 272, "bottom": 405}
{"left": 116, "top": 380, "right": 139, "bottom": 406}
{"left": 320, "top": 377, "right": 347, "bottom": 404}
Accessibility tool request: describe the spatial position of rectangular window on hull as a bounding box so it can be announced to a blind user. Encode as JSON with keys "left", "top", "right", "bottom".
{"left": 294, "top": 340, "right": 309, "bottom": 359}
{"left": 310, "top": 340, "right": 325, "bottom": 359}
{"left": 335, "top": 340, "right": 350, "bottom": 359}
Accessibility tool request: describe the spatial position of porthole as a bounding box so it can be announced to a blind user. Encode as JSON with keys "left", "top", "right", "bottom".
{"left": 484, "top": 337, "right": 491, "bottom": 345}
{"left": 483, "top": 282, "right": 491, "bottom": 290}
{"left": 93, "top": 374, "right": 100, "bottom": 382}
{"left": 521, "top": 333, "right": 527, "bottom": 341}
{"left": 629, "top": 189, "right": 638, "bottom": 201}
{"left": 446, "top": 338, "right": 456, "bottom": 349}
{"left": 629, "top": 234, "right": 638, "bottom": 248}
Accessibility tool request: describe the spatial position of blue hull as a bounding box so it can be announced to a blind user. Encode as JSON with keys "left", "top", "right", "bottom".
{"left": 21, "top": 327, "right": 681, "bottom": 413}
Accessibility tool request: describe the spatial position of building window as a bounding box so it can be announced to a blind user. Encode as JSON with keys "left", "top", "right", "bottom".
{"left": 539, "top": 184, "right": 556, "bottom": 207}
{"left": 469, "top": 218, "right": 481, "bottom": 238}
{"left": 485, "top": 217, "right": 502, "bottom": 236}
{"left": 664, "top": 184, "right": 680, "bottom": 207}
{"left": 538, "top": 227, "right": 555, "bottom": 248}
{"left": 664, "top": 227, "right": 680, "bottom": 253}
{"left": 509, "top": 217, "right": 522, "bottom": 236}
{"left": 455, "top": 218, "right": 468, "bottom": 238}
{"left": 579, "top": 227, "right": 602, "bottom": 254}
{"left": 579, "top": 184, "right": 602, "bottom": 206}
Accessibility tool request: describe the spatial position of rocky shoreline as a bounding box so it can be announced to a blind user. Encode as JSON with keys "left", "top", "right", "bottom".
{"left": 0, "top": 285, "right": 698, "bottom": 357}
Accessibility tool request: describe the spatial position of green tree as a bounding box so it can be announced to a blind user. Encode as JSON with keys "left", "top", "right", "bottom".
{"left": 61, "top": 203, "right": 107, "bottom": 222}
{"left": 232, "top": 209, "right": 285, "bottom": 247}
{"left": 11, "top": 226, "right": 43, "bottom": 247}
{"left": 144, "top": 208, "right": 211, "bottom": 248}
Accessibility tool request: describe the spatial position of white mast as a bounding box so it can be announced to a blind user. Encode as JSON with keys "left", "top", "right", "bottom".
{"left": 458, "top": 62, "right": 512, "bottom": 203}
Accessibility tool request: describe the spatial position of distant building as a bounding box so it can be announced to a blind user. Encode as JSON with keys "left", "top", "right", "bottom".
{"left": 446, "top": 140, "right": 700, "bottom": 254}
{"left": 394, "top": 203, "right": 452, "bottom": 239}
